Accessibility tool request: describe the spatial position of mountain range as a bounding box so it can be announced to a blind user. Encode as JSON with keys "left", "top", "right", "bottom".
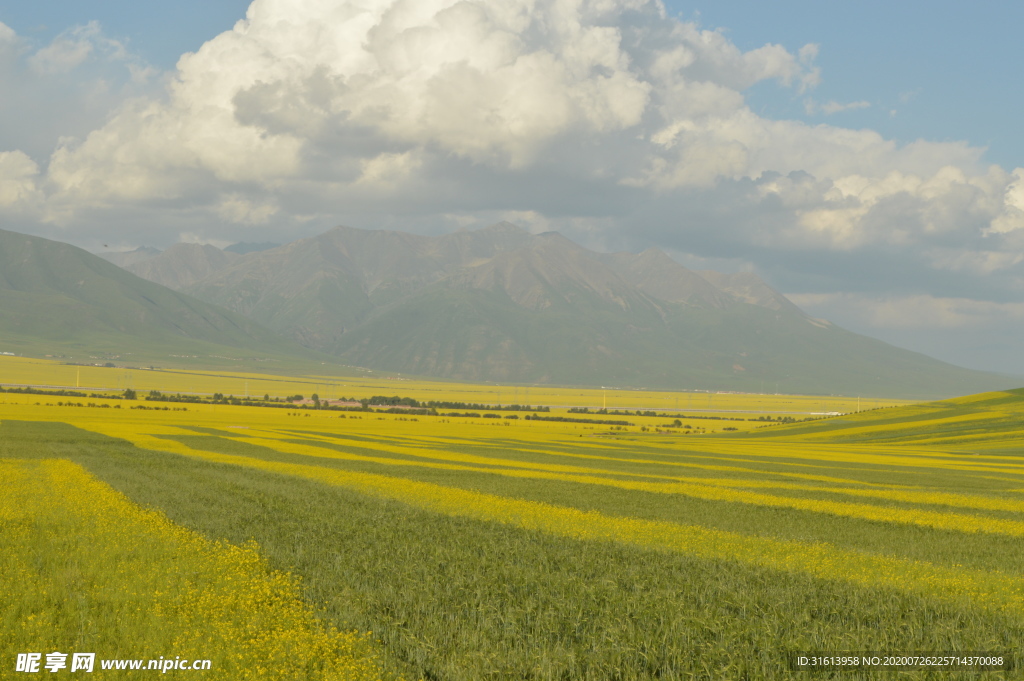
{"left": 89, "top": 223, "right": 1015, "bottom": 399}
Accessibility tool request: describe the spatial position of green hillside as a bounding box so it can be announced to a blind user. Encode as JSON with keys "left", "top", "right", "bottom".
{"left": 744, "top": 387, "right": 1024, "bottom": 451}
{"left": 0, "top": 228, "right": 316, "bottom": 368}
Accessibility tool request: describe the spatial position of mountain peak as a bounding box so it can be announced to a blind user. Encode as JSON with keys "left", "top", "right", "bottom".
{"left": 107, "top": 242, "right": 240, "bottom": 290}
{"left": 484, "top": 221, "right": 529, "bottom": 234}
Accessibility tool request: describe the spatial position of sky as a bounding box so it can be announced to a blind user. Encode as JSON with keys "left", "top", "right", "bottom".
{"left": 1, "top": 0, "right": 1022, "bottom": 376}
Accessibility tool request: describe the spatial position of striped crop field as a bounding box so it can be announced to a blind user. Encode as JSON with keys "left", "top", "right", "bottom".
{"left": 0, "top": 457, "right": 388, "bottom": 680}
{"left": 2, "top": 383, "right": 1024, "bottom": 678}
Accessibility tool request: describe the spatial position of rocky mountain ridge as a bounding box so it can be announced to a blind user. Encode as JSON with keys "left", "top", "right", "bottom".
{"left": 95, "top": 223, "right": 1014, "bottom": 398}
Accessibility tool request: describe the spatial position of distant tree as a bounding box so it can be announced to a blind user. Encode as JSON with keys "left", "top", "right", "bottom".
{"left": 123, "top": 388, "right": 137, "bottom": 400}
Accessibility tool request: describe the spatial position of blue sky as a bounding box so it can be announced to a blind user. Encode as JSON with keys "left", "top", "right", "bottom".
{"left": 1, "top": 0, "right": 1022, "bottom": 376}
{"left": 679, "top": 1, "right": 1024, "bottom": 170}
{"left": 0, "top": 1, "right": 251, "bottom": 69}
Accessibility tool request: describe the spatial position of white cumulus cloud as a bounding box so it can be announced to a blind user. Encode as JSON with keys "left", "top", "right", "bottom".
{"left": 40, "top": 0, "right": 824, "bottom": 207}
{"left": 804, "top": 98, "right": 871, "bottom": 115}
{"left": 0, "top": 150, "right": 44, "bottom": 212}
{"left": 216, "top": 193, "right": 280, "bottom": 224}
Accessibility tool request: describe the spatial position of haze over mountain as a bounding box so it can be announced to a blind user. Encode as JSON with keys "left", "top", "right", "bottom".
{"left": 101, "top": 246, "right": 162, "bottom": 269}
{"left": 120, "top": 243, "right": 242, "bottom": 291}
{"left": 102, "top": 223, "right": 1016, "bottom": 399}
{"left": 0, "top": 229, "right": 309, "bottom": 364}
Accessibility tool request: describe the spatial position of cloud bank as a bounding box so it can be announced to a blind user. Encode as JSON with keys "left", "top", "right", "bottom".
{"left": 1, "top": 0, "right": 1022, "bottom": 372}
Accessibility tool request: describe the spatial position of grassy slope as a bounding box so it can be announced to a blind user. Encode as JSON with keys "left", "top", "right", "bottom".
{"left": 0, "top": 229, "right": 315, "bottom": 366}
{"left": 746, "top": 387, "right": 1024, "bottom": 450}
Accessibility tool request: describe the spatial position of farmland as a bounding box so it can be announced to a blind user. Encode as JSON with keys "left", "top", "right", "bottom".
{"left": 2, "top": 357, "right": 1023, "bottom": 678}
{"left": 0, "top": 355, "right": 902, "bottom": 419}
{"left": 1, "top": 458, "right": 386, "bottom": 680}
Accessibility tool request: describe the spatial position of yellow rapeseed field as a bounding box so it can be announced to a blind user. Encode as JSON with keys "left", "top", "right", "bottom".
{"left": 5, "top": 372, "right": 1024, "bottom": 678}
{"left": 0, "top": 354, "right": 906, "bottom": 415}
{"left": 55, "top": 431, "right": 1024, "bottom": 616}
{"left": 13, "top": 392, "right": 1019, "bottom": 610}
{"left": 0, "top": 457, "right": 387, "bottom": 680}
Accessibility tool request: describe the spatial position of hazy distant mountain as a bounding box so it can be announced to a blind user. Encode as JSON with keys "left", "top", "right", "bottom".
{"left": 100, "top": 246, "right": 162, "bottom": 269}
{"left": 225, "top": 241, "right": 279, "bottom": 255}
{"left": 99, "top": 242, "right": 276, "bottom": 287}
{"left": 112, "top": 243, "right": 241, "bottom": 290}
{"left": 0, "top": 229, "right": 308, "bottom": 362}
{"left": 183, "top": 223, "right": 535, "bottom": 349}
{"left": 100, "top": 223, "right": 1016, "bottom": 398}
